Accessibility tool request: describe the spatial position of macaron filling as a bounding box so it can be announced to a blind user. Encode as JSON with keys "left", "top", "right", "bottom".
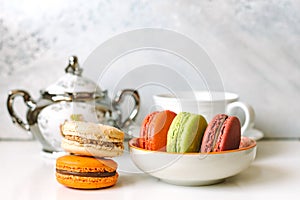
{"left": 64, "top": 135, "right": 123, "bottom": 149}
{"left": 211, "top": 115, "right": 228, "bottom": 150}
{"left": 56, "top": 169, "right": 116, "bottom": 177}
{"left": 213, "top": 123, "right": 227, "bottom": 152}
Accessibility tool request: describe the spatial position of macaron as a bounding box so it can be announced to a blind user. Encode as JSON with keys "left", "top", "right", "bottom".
{"left": 239, "top": 136, "right": 255, "bottom": 149}
{"left": 200, "top": 114, "right": 241, "bottom": 153}
{"left": 56, "top": 155, "right": 118, "bottom": 189}
{"left": 139, "top": 110, "right": 177, "bottom": 151}
{"left": 60, "top": 121, "right": 124, "bottom": 157}
{"left": 166, "top": 112, "right": 207, "bottom": 153}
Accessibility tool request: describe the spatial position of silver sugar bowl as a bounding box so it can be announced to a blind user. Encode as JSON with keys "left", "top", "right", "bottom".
{"left": 7, "top": 56, "right": 140, "bottom": 153}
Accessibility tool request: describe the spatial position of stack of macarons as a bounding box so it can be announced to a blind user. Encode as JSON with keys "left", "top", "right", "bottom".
{"left": 139, "top": 110, "right": 241, "bottom": 153}
{"left": 56, "top": 121, "right": 125, "bottom": 189}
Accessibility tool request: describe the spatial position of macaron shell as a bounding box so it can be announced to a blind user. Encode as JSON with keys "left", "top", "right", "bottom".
{"left": 56, "top": 172, "right": 118, "bottom": 189}
{"left": 56, "top": 155, "right": 118, "bottom": 171}
{"left": 213, "top": 116, "right": 241, "bottom": 152}
{"left": 166, "top": 112, "right": 185, "bottom": 152}
{"left": 185, "top": 114, "right": 207, "bottom": 152}
{"left": 177, "top": 114, "right": 207, "bottom": 152}
{"left": 139, "top": 111, "right": 158, "bottom": 149}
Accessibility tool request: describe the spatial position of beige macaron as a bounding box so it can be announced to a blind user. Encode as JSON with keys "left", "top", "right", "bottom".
{"left": 60, "top": 121, "right": 124, "bottom": 157}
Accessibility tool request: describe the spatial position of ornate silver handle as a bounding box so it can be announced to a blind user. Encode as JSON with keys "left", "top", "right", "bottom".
{"left": 7, "top": 90, "right": 36, "bottom": 133}
{"left": 112, "top": 89, "right": 140, "bottom": 129}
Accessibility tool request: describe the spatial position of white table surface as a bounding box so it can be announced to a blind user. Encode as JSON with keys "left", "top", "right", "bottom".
{"left": 1, "top": 139, "right": 299, "bottom": 200}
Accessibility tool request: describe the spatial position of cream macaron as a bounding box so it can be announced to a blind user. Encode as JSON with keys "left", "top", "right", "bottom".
{"left": 60, "top": 121, "right": 124, "bottom": 157}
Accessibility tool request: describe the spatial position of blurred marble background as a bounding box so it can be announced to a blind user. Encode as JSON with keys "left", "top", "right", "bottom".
{"left": 1, "top": 0, "right": 299, "bottom": 139}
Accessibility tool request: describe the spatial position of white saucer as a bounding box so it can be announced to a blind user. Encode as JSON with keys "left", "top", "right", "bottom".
{"left": 243, "top": 128, "right": 264, "bottom": 141}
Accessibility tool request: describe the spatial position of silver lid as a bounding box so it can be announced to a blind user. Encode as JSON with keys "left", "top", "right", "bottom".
{"left": 43, "top": 56, "right": 103, "bottom": 100}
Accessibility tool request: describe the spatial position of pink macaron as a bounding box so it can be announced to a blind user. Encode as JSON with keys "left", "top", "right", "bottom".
{"left": 200, "top": 114, "right": 241, "bottom": 153}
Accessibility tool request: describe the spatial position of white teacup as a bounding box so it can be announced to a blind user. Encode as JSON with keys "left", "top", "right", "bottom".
{"left": 153, "top": 91, "right": 255, "bottom": 135}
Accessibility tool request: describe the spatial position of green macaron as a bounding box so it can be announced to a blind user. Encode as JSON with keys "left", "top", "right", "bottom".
{"left": 166, "top": 112, "right": 208, "bottom": 153}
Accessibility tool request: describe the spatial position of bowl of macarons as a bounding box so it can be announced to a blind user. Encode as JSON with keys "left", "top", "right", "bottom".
{"left": 129, "top": 110, "right": 257, "bottom": 186}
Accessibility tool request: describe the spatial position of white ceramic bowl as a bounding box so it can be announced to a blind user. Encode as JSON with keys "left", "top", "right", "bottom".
{"left": 129, "top": 138, "right": 257, "bottom": 186}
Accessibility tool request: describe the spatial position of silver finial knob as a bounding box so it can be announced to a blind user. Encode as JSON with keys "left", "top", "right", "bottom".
{"left": 65, "top": 55, "right": 83, "bottom": 76}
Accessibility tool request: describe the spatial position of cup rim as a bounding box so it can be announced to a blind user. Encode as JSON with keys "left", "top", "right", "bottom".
{"left": 153, "top": 91, "right": 239, "bottom": 103}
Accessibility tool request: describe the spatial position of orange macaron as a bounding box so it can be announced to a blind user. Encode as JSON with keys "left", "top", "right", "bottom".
{"left": 56, "top": 155, "right": 118, "bottom": 189}
{"left": 139, "top": 110, "right": 177, "bottom": 151}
